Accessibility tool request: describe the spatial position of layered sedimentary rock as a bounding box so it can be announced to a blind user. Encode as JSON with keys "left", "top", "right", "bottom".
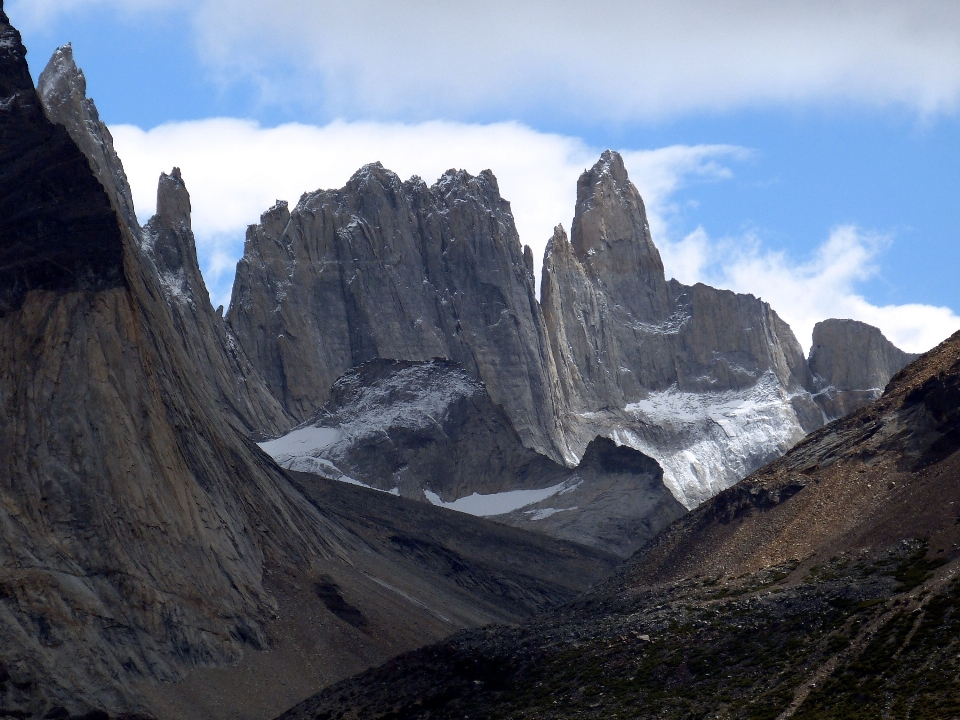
{"left": 228, "top": 164, "right": 569, "bottom": 462}
{"left": 808, "top": 318, "right": 918, "bottom": 420}
{"left": 0, "top": 15, "right": 345, "bottom": 716}
{"left": 542, "top": 152, "right": 824, "bottom": 507}
{"left": 37, "top": 44, "right": 293, "bottom": 439}
{"left": 260, "top": 359, "right": 684, "bottom": 556}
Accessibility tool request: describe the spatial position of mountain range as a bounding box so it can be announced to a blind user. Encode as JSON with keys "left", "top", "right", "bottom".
{"left": 0, "top": 4, "right": 940, "bottom": 718}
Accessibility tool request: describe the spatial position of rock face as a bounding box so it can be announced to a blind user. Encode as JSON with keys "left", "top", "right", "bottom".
{"left": 259, "top": 359, "right": 685, "bottom": 556}
{"left": 37, "top": 44, "right": 293, "bottom": 439}
{"left": 233, "top": 149, "right": 916, "bottom": 512}
{"left": 0, "top": 16, "right": 345, "bottom": 716}
{"left": 140, "top": 169, "right": 295, "bottom": 437}
{"left": 542, "top": 152, "right": 822, "bottom": 507}
{"left": 808, "top": 318, "right": 918, "bottom": 420}
{"left": 227, "top": 164, "right": 569, "bottom": 462}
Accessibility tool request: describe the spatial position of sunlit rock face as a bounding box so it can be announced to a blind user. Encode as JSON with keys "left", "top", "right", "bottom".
{"left": 808, "top": 318, "right": 919, "bottom": 421}
{"left": 228, "top": 163, "right": 571, "bottom": 462}
{"left": 541, "top": 152, "right": 824, "bottom": 507}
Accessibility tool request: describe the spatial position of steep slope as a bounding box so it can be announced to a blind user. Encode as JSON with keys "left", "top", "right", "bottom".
{"left": 0, "top": 10, "right": 347, "bottom": 717}
{"left": 808, "top": 317, "right": 919, "bottom": 421}
{"left": 259, "top": 359, "right": 685, "bottom": 556}
{"left": 542, "top": 153, "right": 822, "bottom": 507}
{"left": 227, "top": 164, "right": 570, "bottom": 462}
{"left": 278, "top": 331, "right": 960, "bottom": 720}
{"left": 37, "top": 45, "right": 293, "bottom": 439}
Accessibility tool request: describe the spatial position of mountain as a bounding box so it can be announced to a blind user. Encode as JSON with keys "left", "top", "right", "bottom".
{"left": 37, "top": 44, "right": 294, "bottom": 439}
{"left": 808, "top": 317, "right": 920, "bottom": 421}
{"left": 240, "top": 149, "right": 915, "bottom": 554}
{"left": 259, "top": 358, "right": 685, "bottom": 556}
{"left": 227, "top": 165, "right": 569, "bottom": 462}
{"left": 0, "top": 16, "right": 615, "bottom": 719}
{"left": 275, "top": 328, "right": 960, "bottom": 720}
{"left": 0, "top": 11, "right": 347, "bottom": 716}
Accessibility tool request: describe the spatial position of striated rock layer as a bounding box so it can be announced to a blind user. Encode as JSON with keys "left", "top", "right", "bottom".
{"left": 227, "top": 164, "right": 570, "bottom": 462}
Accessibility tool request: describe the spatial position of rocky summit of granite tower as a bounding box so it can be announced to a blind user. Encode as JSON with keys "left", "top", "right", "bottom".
{"left": 228, "top": 162, "right": 569, "bottom": 462}
{"left": 809, "top": 317, "right": 920, "bottom": 420}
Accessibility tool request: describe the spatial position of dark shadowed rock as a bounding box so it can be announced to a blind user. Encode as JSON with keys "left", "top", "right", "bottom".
{"left": 808, "top": 318, "right": 919, "bottom": 420}
{"left": 0, "top": 26, "right": 124, "bottom": 314}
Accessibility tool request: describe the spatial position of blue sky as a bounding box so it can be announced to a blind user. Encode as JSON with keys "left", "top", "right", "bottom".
{"left": 10, "top": 0, "right": 960, "bottom": 352}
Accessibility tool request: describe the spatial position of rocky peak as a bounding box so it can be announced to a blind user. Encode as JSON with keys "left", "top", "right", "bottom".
{"left": 143, "top": 168, "right": 294, "bottom": 437}
{"left": 0, "top": 16, "right": 125, "bottom": 314}
{"left": 808, "top": 318, "right": 919, "bottom": 420}
{"left": 229, "top": 163, "right": 569, "bottom": 461}
{"left": 37, "top": 44, "right": 139, "bottom": 239}
{"left": 571, "top": 150, "right": 671, "bottom": 322}
{"left": 156, "top": 166, "right": 191, "bottom": 231}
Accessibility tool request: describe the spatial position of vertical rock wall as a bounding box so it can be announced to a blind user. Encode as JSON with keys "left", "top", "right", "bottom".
{"left": 228, "top": 164, "right": 570, "bottom": 462}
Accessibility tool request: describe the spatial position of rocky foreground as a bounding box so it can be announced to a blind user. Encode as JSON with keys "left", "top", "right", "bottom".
{"left": 277, "top": 331, "right": 960, "bottom": 719}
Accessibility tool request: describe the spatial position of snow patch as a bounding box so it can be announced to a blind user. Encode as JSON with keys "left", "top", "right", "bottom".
{"left": 619, "top": 371, "right": 807, "bottom": 509}
{"left": 423, "top": 481, "right": 573, "bottom": 517}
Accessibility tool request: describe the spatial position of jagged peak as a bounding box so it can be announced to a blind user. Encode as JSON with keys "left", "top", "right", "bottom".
{"left": 544, "top": 224, "right": 573, "bottom": 261}
{"left": 345, "top": 161, "right": 403, "bottom": 192}
{"left": 155, "top": 166, "right": 191, "bottom": 231}
{"left": 37, "top": 44, "right": 86, "bottom": 109}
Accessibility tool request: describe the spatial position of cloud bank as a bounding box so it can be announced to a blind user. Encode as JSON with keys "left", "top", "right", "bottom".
{"left": 13, "top": 0, "right": 960, "bottom": 121}
{"left": 111, "top": 119, "right": 960, "bottom": 354}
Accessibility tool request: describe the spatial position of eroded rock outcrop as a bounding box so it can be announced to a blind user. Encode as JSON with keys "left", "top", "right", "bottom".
{"left": 228, "top": 164, "right": 569, "bottom": 461}
{"left": 808, "top": 318, "right": 919, "bottom": 420}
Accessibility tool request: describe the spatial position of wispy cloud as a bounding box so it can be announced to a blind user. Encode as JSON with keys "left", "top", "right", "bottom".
{"left": 13, "top": 0, "right": 960, "bottom": 122}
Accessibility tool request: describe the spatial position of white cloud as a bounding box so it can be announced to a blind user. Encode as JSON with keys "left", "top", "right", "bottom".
{"left": 111, "top": 118, "right": 959, "bottom": 354}
{"left": 670, "top": 225, "right": 960, "bottom": 354}
{"left": 11, "top": 0, "right": 960, "bottom": 121}
{"left": 111, "top": 117, "right": 737, "bottom": 305}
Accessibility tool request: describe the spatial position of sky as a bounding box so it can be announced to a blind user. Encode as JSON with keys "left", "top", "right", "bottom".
{"left": 8, "top": 0, "right": 960, "bottom": 353}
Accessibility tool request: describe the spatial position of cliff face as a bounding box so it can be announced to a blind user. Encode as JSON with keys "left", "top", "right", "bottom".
{"left": 808, "top": 318, "right": 919, "bottom": 420}
{"left": 0, "top": 16, "right": 344, "bottom": 716}
{"left": 542, "top": 152, "right": 823, "bottom": 507}
{"left": 37, "top": 44, "right": 293, "bottom": 440}
{"left": 228, "top": 164, "right": 569, "bottom": 462}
